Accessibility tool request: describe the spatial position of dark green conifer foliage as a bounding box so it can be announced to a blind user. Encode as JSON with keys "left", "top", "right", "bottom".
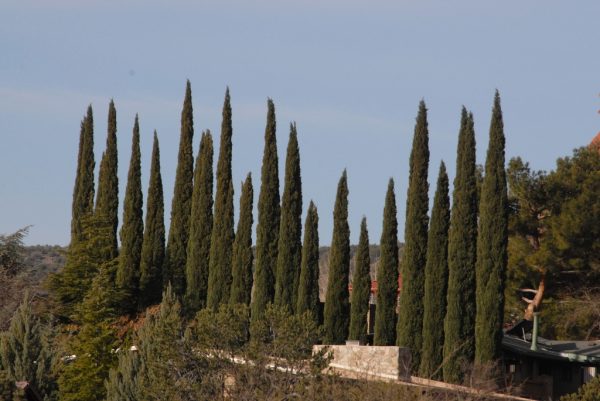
{"left": 207, "top": 89, "right": 235, "bottom": 309}
{"left": 420, "top": 162, "right": 450, "bottom": 379}
{"left": 374, "top": 179, "right": 399, "bottom": 346}
{"left": 323, "top": 171, "right": 351, "bottom": 344}
{"left": 95, "top": 100, "right": 119, "bottom": 259}
{"left": 117, "top": 115, "right": 144, "bottom": 312}
{"left": 185, "top": 131, "right": 214, "bottom": 313}
{"left": 71, "top": 106, "right": 95, "bottom": 245}
{"left": 443, "top": 109, "right": 478, "bottom": 383}
{"left": 165, "top": 81, "right": 195, "bottom": 296}
{"left": 251, "top": 99, "right": 280, "bottom": 321}
{"left": 397, "top": 100, "right": 430, "bottom": 372}
{"left": 139, "top": 132, "right": 166, "bottom": 308}
{"left": 275, "top": 123, "right": 303, "bottom": 312}
{"left": 348, "top": 217, "right": 371, "bottom": 343}
{"left": 230, "top": 173, "right": 254, "bottom": 305}
{"left": 475, "top": 91, "right": 508, "bottom": 364}
{"left": 296, "top": 201, "right": 320, "bottom": 323}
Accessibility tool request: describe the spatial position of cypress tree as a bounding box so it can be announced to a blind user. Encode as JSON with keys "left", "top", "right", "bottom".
{"left": 443, "top": 108, "right": 478, "bottom": 383}
{"left": 323, "top": 170, "right": 350, "bottom": 344}
{"left": 348, "top": 217, "right": 371, "bottom": 343}
{"left": 230, "top": 173, "right": 254, "bottom": 305}
{"left": 165, "top": 80, "right": 194, "bottom": 296}
{"left": 117, "top": 115, "right": 144, "bottom": 312}
{"left": 207, "top": 89, "right": 235, "bottom": 309}
{"left": 397, "top": 100, "right": 430, "bottom": 372}
{"left": 71, "top": 106, "right": 95, "bottom": 245}
{"left": 95, "top": 100, "right": 119, "bottom": 259}
{"left": 374, "top": 179, "right": 399, "bottom": 346}
{"left": 475, "top": 91, "right": 508, "bottom": 364}
{"left": 420, "top": 162, "right": 450, "bottom": 379}
{"left": 139, "top": 132, "right": 166, "bottom": 308}
{"left": 185, "top": 131, "right": 214, "bottom": 313}
{"left": 251, "top": 99, "right": 280, "bottom": 321}
{"left": 274, "top": 123, "right": 303, "bottom": 312}
{"left": 296, "top": 201, "right": 320, "bottom": 322}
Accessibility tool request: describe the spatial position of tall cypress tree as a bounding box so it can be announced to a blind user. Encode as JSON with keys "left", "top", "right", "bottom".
{"left": 95, "top": 100, "right": 119, "bottom": 259}
{"left": 139, "top": 132, "right": 166, "bottom": 308}
{"left": 420, "top": 162, "right": 450, "bottom": 379}
{"left": 165, "top": 81, "right": 194, "bottom": 296}
{"left": 443, "top": 108, "right": 478, "bottom": 383}
{"left": 117, "top": 115, "right": 144, "bottom": 312}
{"left": 185, "top": 131, "right": 214, "bottom": 313}
{"left": 323, "top": 170, "right": 350, "bottom": 344}
{"left": 296, "top": 201, "right": 320, "bottom": 323}
{"left": 207, "top": 89, "right": 235, "bottom": 309}
{"left": 348, "top": 217, "right": 371, "bottom": 344}
{"left": 274, "top": 123, "right": 303, "bottom": 312}
{"left": 230, "top": 173, "right": 254, "bottom": 305}
{"left": 475, "top": 91, "right": 508, "bottom": 364}
{"left": 374, "top": 179, "right": 399, "bottom": 346}
{"left": 251, "top": 99, "right": 280, "bottom": 321}
{"left": 71, "top": 106, "right": 95, "bottom": 245}
{"left": 397, "top": 100, "right": 430, "bottom": 372}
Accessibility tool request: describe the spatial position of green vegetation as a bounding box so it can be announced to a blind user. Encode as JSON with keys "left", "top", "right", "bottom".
{"left": 275, "top": 123, "right": 303, "bottom": 312}
{"left": 165, "top": 81, "right": 195, "bottom": 297}
{"left": 207, "top": 89, "right": 235, "bottom": 309}
{"left": 397, "top": 101, "right": 430, "bottom": 372}
{"left": 186, "top": 131, "right": 213, "bottom": 313}
{"left": 374, "top": 179, "right": 399, "bottom": 346}
{"left": 230, "top": 173, "right": 254, "bottom": 305}
{"left": 323, "top": 170, "right": 351, "bottom": 344}
{"left": 349, "top": 217, "right": 371, "bottom": 343}
{"left": 296, "top": 201, "right": 321, "bottom": 324}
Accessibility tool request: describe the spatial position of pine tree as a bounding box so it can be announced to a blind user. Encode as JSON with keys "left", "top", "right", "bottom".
{"left": 139, "top": 132, "right": 166, "bottom": 308}
{"left": 443, "top": 109, "right": 478, "bottom": 383}
{"left": 420, "top": 162, "right": 450, "bottom": 379}
{"left": 230, "top": 173, "right": 254, "bottom": 305}
{"left": 207, "top": 89, "right": 235, "bottom": 309}
{"left": 95, "top": 100, "right": 119, "bottom": 259}
{"left": 117, "top": 115, "right": 144, "bottom": 312}
{"left": 475, "top": 91, "right": 508, "bottom": 364}
{"left": 296, "top": 202, "right": 320, "bottom": 323}
{"left": 185, "top": 131, "right": 214, "bottom": 313}
{"left": 251, "top": 99, "right": 280, "bottom": 322}
{"left": 275, "top": 123, "right": 303, "bottom": 312}
{"left": 374, "top": 179, "right": 399, "bottom": 346}
{"left": 71, "top": 106, "right": 95, "bottom": 245}
{"left": 323, "top": 170, "right": 351, "bottom": 344}
{"left": 348, "top": 217, "right": 371, "bottom": 343}
{"left": 397, "top": 100, "right": 430, "bottom": 372}
{"left": 165, "top": 81, "right": 195, "bottom": 296}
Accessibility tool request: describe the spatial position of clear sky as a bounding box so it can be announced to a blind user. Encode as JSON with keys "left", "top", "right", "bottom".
{"left": 1, "top": 0, "right": 598, "bottom": 246}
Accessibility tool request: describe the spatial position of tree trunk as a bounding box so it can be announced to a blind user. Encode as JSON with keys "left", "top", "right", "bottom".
{"left": 523, "top": 273, "right": 546, "bottom": 321}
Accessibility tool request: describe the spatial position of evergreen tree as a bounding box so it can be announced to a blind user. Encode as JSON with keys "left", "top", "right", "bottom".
{"left": 475, "top": 91, "right": 508, "bottom": 364}
{"left": 105, "top": 350, "right": 141, "bottom": 401}
{"left": 348, "top": 217, "right": 371, "bottom": 343}
{"left": 275, "top": 123, "right": 303, "bottom": 312}
{"left": 443, "top": 109, "right": 478, "bottom": 383}
{"left": 207, "top": 89, "right": 235, "bottom": 309}
{"left": 420, "top": 162, "right": 450, "bottom": 379}
{"left": 117, "top": 115, "right": 144, "bottom": 312}
{"left": 95, "top": 100, "right": 119, "bottom": 259}
{"left": 296, "top": 202, "right": 320, "bottom": 323}
{"left": 230, "top": 173, "right": 254, "bottom": 305}
{"left": 251, "top": 99, "right": 280, "bottom": 322}
{"left": 165, "top": 81, "right": 195, "bottom": 296}
{"left": 139, "top": 132, "right": 166, "bottom": 308}
{"left": 374, "top": 179, "right": 399, "bottom": 346}
{"left": 185, "top": 131, "right": 214, "bottom": 313}
{"left": 71, "top": 106, "right": 95, "bottom": 245}
{"left": 323, "top": 171, "right": 350, "bottom": 344}
{"left": 397, "top": 100, "right": 430, "bottom": 372}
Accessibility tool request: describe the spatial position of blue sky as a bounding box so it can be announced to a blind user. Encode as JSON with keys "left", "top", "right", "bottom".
{"left": 1, "top": 0, "right": 598, "bottom": 246}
